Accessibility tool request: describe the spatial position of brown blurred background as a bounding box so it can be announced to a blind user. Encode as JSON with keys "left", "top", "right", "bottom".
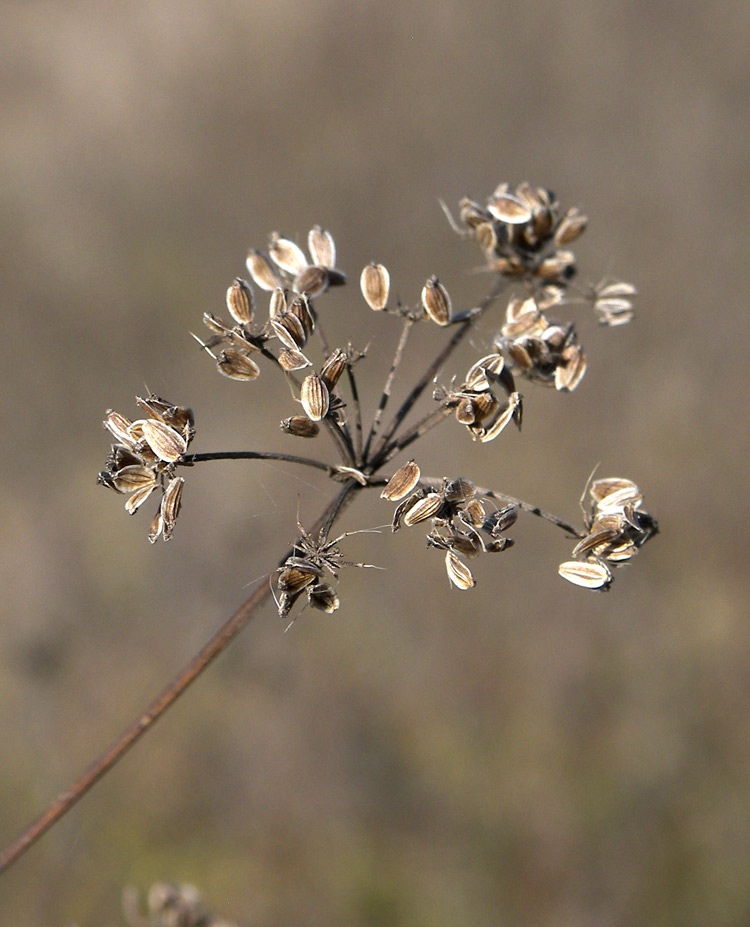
{"left": 1, "top": 1, "right": 748, "bottom": 924}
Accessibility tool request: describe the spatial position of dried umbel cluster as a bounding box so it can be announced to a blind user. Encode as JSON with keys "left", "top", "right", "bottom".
{"left": 98, "top": 181, "right": 657, "bottom": 621}
{"left": 122, "top": 882, "right": 236, "bottom": 927}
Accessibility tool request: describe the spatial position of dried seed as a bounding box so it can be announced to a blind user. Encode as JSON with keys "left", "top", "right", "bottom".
{"left": 140, "top": 419, "right": 187, "bottom": 462}
{"left": 287, "top": 294, "right": 315, "bottom": 338}
{"left": 148, "top": 509, "right": 164, "bottom": 544}
{"left": 554, "top": 344, "right": 586, "bottom": 391}
{"left": 444, "top": 478, "right": 475, "bottom": 503}
{"left": 269, "top": 286, "right": 287, "bottom": 320}
{"left": 463, "top": 498, "right": 486, "bottom": 526}
{"left": 270, "top": 313, "right": 307, "bottom": 350}
{"left": 459, "top": 197, "right": 489, "bottom": 229}
{"left": 455, "top": 397, "right": 478, "bottom": 425}
{"left": 403, "top": 492, "right": 443, "bottom": 526}
{"left": 125, "top": 481, "right": 158, "bottom": 514}
{"left": 307, "top": 225, "right": 336, "bottom": 268}
{"left": 269, "top": 233, "right": 309, "bottom": 276}
{"left": 478, "top": 392, "right": 522, "bottom": 443}
{"left": 465, "top": 353, "right": 506, "bottom": 391}
{"left": 293, "top": 265, "right": 329, "bottom": 298}
{"left": 277, "top": 564, "right": 319, "bottom": 594}
{"left": 112, "top": 465, "right": 158, "bottom": 493}
{"left": 278, "top": 348, "right": 312, "bottom": 371}
{"left": 475, "top": 221, "right": 499, "bottom": 252}
{"left": 308, "top": 582, "right": 340, "bottom": 613}
{"left": 226, "top": 277, "right": 255, "bottom": 325}
{"left": 104, "top": 410, "right": 134, "bottom": 446}
{"left": 160, "top": 476, "right": 184, "bottom": 541}
{"left": 300, "top": 374, "right": 329, "bottom": 421}
{"left": 483, "top": 504, "right": 518, "bottom": 535}
{"left": 381, "top": 459, "right": 421, "bottom": 501}
{"left": 280, "top": 416, "right": 320, "bottom": 438}
{"left": 487, "top": 192, "right": 533, "bottom": 225}
{"left": 538, "top": 249, "right": 576, "bottom": 280}
{"left": 595, "top": 298, "right": 634, "bottom": 327}
{"left": 246, "top": 249, "right": 283, "bottom": 291}
{"left": 216, "top": 349, "right": 261, "bottom": 381}
{"left": 360, "top": 262, "right": 390, "bottom": 311}
{"left": 554, "top": 207, "right": 587, "bottom": 245}
{"left": 320, "top": 348, "right": 348, "bottom": 390}
{"left": 596, "top": 281, "right": 637, "bottom": 299}
{"left": 558, "top": 560, "right": 613, "bottom": 590}
{"left": 421, "top": 275, "right": 452, "bottom": 326}
{"left": 445, "top": 549, "right": 476, "bottom": 590}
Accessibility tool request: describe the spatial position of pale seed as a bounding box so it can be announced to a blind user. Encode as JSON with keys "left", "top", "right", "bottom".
{"left": 300, "top": 374, "right": 329, "bottom": 421}
{"left": 445, "top": 549, "right": 476, "bottom": 590}
{"left": 307, "top": 225, "right": 336, "bottom": 268}
{"left": 280, "top": 416, "right": 320, "bottom": 438}
{"left": 216, "top": 349, "right": 261, "bottom": 381}
{"left": 360, "top": 262, "right": 390, "bottom": 311}
{"left": 421, "top": 275, "right": 452, "bottom": 326}
{"left": 403, "top": 492, "right": 443, "bottom": 526}
{"left": 246, "top": 249, "right": 282, "bottom": 291}
{"left": 226, "top": 277, "right": 255, "bottom": 325}
{"left": 269, "top": 233, "right": 309, "bottom": 276}
{"left": 558, "top": 560, "right": 613, "bottom": 590}
{"left": 140, "top": 419, "right": 187, "bottom": 462}
{"left": 381, "top": 459, "right": 421, "bottom": 501}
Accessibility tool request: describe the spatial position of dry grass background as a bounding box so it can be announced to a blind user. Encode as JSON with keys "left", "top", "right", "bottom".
{"left": 1, "top": 1, "right": 749, "bottom": 924}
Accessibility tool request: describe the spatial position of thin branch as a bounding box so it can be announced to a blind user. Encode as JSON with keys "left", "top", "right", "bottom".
{"left": 346, "top": 365, "right": 364, "bottom": 466}
{"left": 362, "top": 315, "right": 414, "bottom": 461}
{"left": 183, "top": 450, "right": 340, "bottom": 478}
{"left": 0, "top": 480, "right": 362, "bottom": 876}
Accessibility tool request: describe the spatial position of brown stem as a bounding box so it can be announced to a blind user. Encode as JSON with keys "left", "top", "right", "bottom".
{"left": 0, "top": 480, "right": 361, "bottom": 876}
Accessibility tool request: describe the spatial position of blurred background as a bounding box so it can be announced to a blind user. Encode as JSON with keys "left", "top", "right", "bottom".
{"left": 1, "top": 1, "right": 748, "bottom": 924}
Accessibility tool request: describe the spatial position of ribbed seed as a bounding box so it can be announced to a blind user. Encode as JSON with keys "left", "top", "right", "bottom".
{"left": 558, "top": 560, "right": 612, "bottom": 590}
{"left": 360, "top": 262, "right": 390, "bottom": 311}
{"left": 445, "top": 549, "right": 476, "bottom": 590}
{"left": 226, "top": 277, "right": 255, "bottom": 325}
{"left": 421, "top": 275, "right": 452, "bottom": 326}
{"left": 246, "top": 249, "right": 282, "bottom": 291}
{"left": 216, "top": 349, "right": 261, "bottom": 381}
{"left": 300, "top": 374, "right": 329, "bottom": 421}
{"left": 381, "top": 459, "right": 421, "bottom": 501}
{"left": 140, "top": 420, "right": 187, "bottom": 462}
{"left": 403, "top": 492, "right": 443, "bottom": 526}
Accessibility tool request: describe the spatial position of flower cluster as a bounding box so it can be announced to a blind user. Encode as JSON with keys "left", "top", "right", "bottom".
{"left": 558, "top": 477, "right": 658, "bottom": 590}
{"left": 382, "top": 460, "right": 517, "bottom": 590}
{"left": 97, "top": 395, "right": 193, "bottom": 542}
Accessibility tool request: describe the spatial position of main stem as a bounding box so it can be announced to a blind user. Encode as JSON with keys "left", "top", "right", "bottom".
{"left": 0, "top": 480, "right": 361, "bottom": 876}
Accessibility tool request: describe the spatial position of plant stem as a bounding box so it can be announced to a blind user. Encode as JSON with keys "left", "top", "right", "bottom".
{"left": 0, "top": 480, "right": 361, "bottom": 876}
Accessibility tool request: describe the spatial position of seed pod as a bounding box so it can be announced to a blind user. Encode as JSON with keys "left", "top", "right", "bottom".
{"left": 280, "top": 416, "right": 320, "bottom": 438}
{"left": 479, "top": 392, "right": 522, "bottom": 443}
{"left": 463, "top": 498, "right": 486, "bottom": 526}
{"left": 381, "top": 459, "right": 421, "bottom": 501}
{"left": 459, "top": 197, "right": 489, "bottom": 229}
{"left": 277, "top": 565, "right": 318, "bottom": 594}
{"left": 308, "top": 582, "right": 340, "bottom": 614}
{"left": 140, "top": 419, "right": 187, "bottom": 462}
{"left": 125, "top": 480, "right": 158, "bottom": 514}
{"left": 445, "top": 549, "right": 476, "bottom": 590}
{"left": 538, "top": 249, "right": 576, "bottom": 280}
{"left": 475, "top": 220, "right": 498, "bottom": 252}
{"left": 483, "top": 504, "right": 518, "bottom": 536}
{"left": 271, "top": 313, "right": 307, "bottom": 350}
{"left": 421, "top": 275, "right": 452, "bottom": 326}
{"left": 554, "top": 207, "right": 587, "bottom": 245}
{"left": 216, "top": 349, "right": 261, "bottom": 381}
{"left": 269, "top": 233, "right": 309, "bottom": 276}
{"left": 269, "top": 287, "right": 287, "bottom": 320}
{"left": 403, "top": 492, "right": 443, "bottom": 526}
{"left": 300, "top": 374, "right": 329, "bottom": 421}
{"left": 288, "top": 294, "right": 315, "bottom": 338}
{"left": 360, "top": 262, "right": 390, "bottom": 311}
{"left": 294, "top": 265, "right": 329, "bottom": 298}
{"left": 320, "top": 348, "right": 348, "bottom": 390}
{"left": 104, "top": 410, "right": 134, "bottom": 445}
{"left": 487, "top": 192, "right": 533, "bottom": 225}
{"left": 160, "top": 476, "right": 184, "bottom": 541}
{"left": 595, "top": 298, "right": 634, "bottom": 327}
{"left": 278, "top": 348, "right": 312, "bottom": 372}
{"left": 112, "top": 465, "right": 158, "bottom": 493}
{"left": 558, "top": 560, "right": 613, "bottom": 590}
{"left": 444, "top": 478, "right": 475, "bottom": 503}
{"left": 554, "top": 344, "right": 586, "bottom": 391}
{"left": 455, "top": 397, "right": 478, "bottom": 425}
{"left": 246, "top": 249, "right": 283, "bottom": 291}
{"left": 503, "top": 296, "right": 547, "bottom": 338}
{"left": 226, "top": 277, "right": 255, "bottom": 325}
{"left": 307, "top": 225, "right": 336, "bottom": 268}
{"left": 465, "top": 353, "right": 506, "bottom": 391}
{"left": 590, "top": 478, "right": 642, "bottom": 513}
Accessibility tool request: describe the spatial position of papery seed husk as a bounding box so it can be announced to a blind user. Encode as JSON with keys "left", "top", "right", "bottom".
{"left": 246, "top": 250, "right": 283, "bottom": 291}
{"left": 475, "top": 221, "right": 498, "bottom": 252}
{"left": 455, "top": 397, "right": 477, "bottom": 425}
{"left": 288, "top": 294, "right": 315, "bottom": 338}
{"left": 104, "top": 410, "right": 134, "bottom": 446}
{"left": 595, "top": 300, "right": 634, "bottom": 327}
{"left": 597, "top": 281, "right": 638, "bottom": 299}
{"left": 217, "top": 349, "right": 261, "bottom": 381}
{"left": 444, "top": 478, "right": 475, "bottom": 503}
{"left": 148, "top": 509, "right": 164, "bottom": 544}
{"left": 464, "top": 498, "right": 486, "bottom": 527}
{"left": 269, "top": 287, "right": 287, "bottom": 319}
{"left": 484, "top": 504, "right": 518, "bottom": 535}
{"left": 300, "top": 374, "right": 329, "bottom": 421}
{"left": 140, "top": 419, "right": 187, "bottom": 462}
{"left": 403, "top": 492, "right": 443, "bottom": 526}
{"left": 308, "top": 582, "right": 340, "bottom": 613}
{"left": 459, "top": 197, "right": 489, "bottom": 229}
{"left": 136, "top": 396, "right": 195, "bottom": 441}
{"left": 226, "top": 277, "right": 255, "bottom": 325}
{"left": 278, "top": 348, "right": 312, "bottom": 372}
{"left": 307, "top": 225, "right": 336, "bottom": 268}
{"left": 538, "top": 249, "right": 576, "bottom": 280}
{"left": 421, "top": 275, "right": 452, "bottom": 326}
{"left": 294, "top": 265, "right": 329, "bottom": 298}
{"left": 572, "top": 524, "right": 621, "bottom": 558}
{"left": 465, "top": 353, "right": 505, "bottom": 391}
{"left": 280, "top": 416, "right": 320, "bottom": 438}
{"left": 590, "top": 477, "right": 639, "bottom": 503}
{"left": 277, "top": 565, "right": 318, "bottom": 594}
{"left": 320, "top": 348, "right": 348, "bottom": 390}
{"left": 381, "top": 459, "right": 421, "bottom": 501}
{"left": 269, "top": 233, "right": 309, "bottom": 276}
{"left": 486, "top": 538, "right": 513, "bottom": 553}
{"left": 471, "top": 392, "right": 499, "bottom": 423}
{"left": 271, "top": 313, "right": 307, "bottom": 350}
{"left": 124, "top": 482, "right": 157, "bottom": 514}
{"left": 487, "top": 192, "right": 533, "bottom": 225}
{"left": 360, "top": 263, "right": 390, "bottom": 311}
{"left": 554, "top": 208, "right": 588, "bottom": 245}
{"left": 503, "top": 297, "right": 547, "bottom": 338}
{"left": 554, "top": 345, "right": 586, "bottom": 391}
{"left": 450, "top": 533, "right": 482, "bottom": 557}
{"left": 159, "top": 476, "right": 184, "bottom": 540}
{"left": 479, "top": 392, "right": 521, "bottom": 443}
{"left": 445, "top": 549, "right": 476, "bottom": 590}
{"left": 558, "top": 560, "right": 613, "bottom": 589}
{"left": 112, "top": 465, "right": 158, "bottom": 493}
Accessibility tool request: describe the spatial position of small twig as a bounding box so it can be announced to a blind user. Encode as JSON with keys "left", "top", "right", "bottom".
{"left": 183, "top": 450, "right": 340, "bottom": 478}
{"left": 363, "top": 315, "right": 414, "bottom": 461}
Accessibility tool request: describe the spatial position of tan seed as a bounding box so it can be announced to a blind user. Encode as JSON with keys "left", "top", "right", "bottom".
{"left": 216, "top": 349, "right": 261, "bottom": 381}
{"left": 307, "top": 225, "right": 336, "bottom": 268}
{"left": 421, "top": 275, "right": 452, "bottom": 326}
{"left": 280, "top": 416, "right": 320, "bottom": 438}
{"left": 269, "top": 233, "right": 309, "bottom": 276}
{"left": 445, "top": 549, "right": 476, "bottom": 590}
{"left": 403, "top": 492, "right": 443, "bottom": 526}
{"left": 300, "top": 374, "right": 329, "bottom": 421}
{"left": 360, "top": 262, "right": 390, "bottom": 311}
{"left": 381, "top": 459, "right": 421, "bottom": 501}
{"left": 246, "top": 249, "right": 282, "bottom": 291}
{"left": 558, "top": 560, "right": 613, "bottom": 590}
{"left": 140, "top": 419, "right": 187, "bottom": 462}
{"left": 226, "top": 277, "right": 255, "bottom": 325}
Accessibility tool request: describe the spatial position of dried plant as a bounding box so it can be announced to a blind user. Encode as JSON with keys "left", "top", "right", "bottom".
{"left": 0, "top": 181, "right": 657, "bottom": 875}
